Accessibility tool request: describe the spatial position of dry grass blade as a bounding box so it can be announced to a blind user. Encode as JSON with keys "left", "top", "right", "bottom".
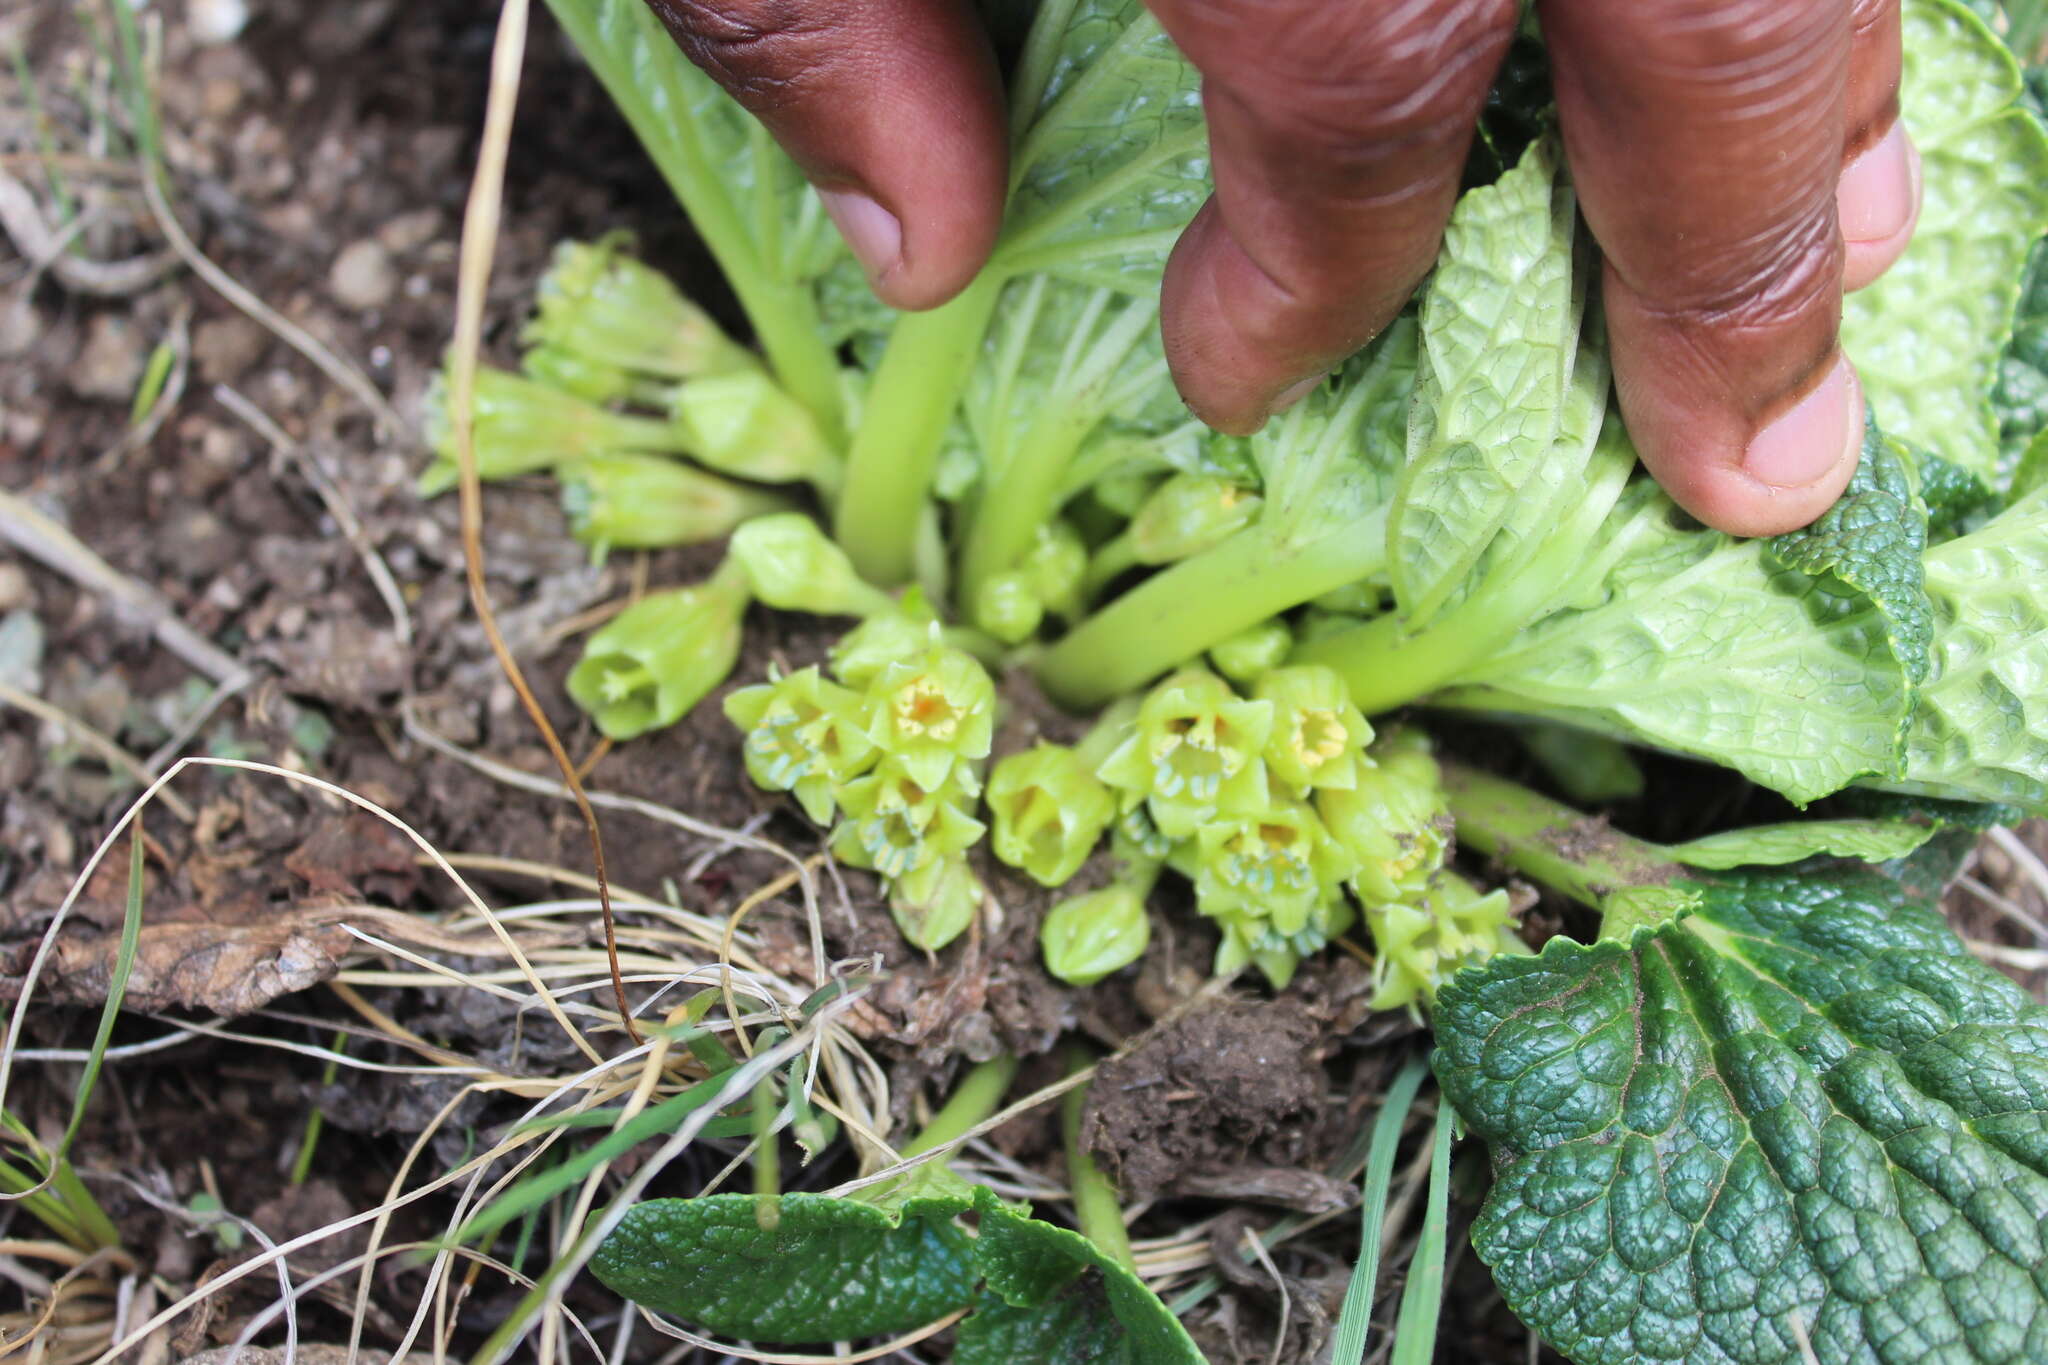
{"left": 442, "top": 0, "right": 638, "bottom": 1046}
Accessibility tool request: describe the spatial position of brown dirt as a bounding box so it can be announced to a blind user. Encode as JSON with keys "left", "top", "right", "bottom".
{"left": 6, "top": 5, "right": 2046, "bottom": 1364}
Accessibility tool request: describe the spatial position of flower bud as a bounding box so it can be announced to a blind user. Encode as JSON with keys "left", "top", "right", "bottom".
{"left": 561, "top": 455, "right": 789, "bottom": 557}
{"left": 1316, "top": 729, "right": 1449, "bottom": 904}
{"left": 888, "top": 854, "right": 983, "bottom": 952}
{"left": 1129, "top": 473, "right": 1261, "bottom": 563}
{"left": 419, "top": 365, "right": 686, "bottom": 496}
{"left": 973, "top": 570, "right": 1045, "bottom": 645}
{"left": 1041, "top": 884, "right": 1150, "bottom": 987}
{"left": 728, "top": 513, "right": 898, "bottom": 618}
{"left": 1209, "top": 619, "right": 1292, "bottom": 687}
{"left": 671, "top": 371, "right": 839, "bottom": 493}
{"left": 524, "top": 237, "right": 756, "bottom": 382}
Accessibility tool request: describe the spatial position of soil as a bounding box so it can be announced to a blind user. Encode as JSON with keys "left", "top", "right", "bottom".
{"left": 5, "top": 5, "right": 2048, "bottom": 1365}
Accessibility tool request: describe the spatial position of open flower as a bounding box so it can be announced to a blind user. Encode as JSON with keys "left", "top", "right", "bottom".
{"left": 1366, "top": 871, "right": 1528, "bottom": 1013}
{"left": 567, "top": 565, "right": 750, "bottom": 739}
{"left": 1316, "top": 728, "right": 1449, "bottom": 903}
{"left": 987, "top": 743, "right": 1116, "bottom": 887}
{"left": 1190, "top": 798, "right": 1357, "bottom": 940}
{"left": 1097, "top": 668, "right": 1272, "bottom": 839}
{"left": 1254, "top": 665, "right": 1374, "bottom": 794}
{"left": 723, "top": 665, "right": 877, "bottom": 823}
{"left": 833, "top": 757, "right": 985, "bottom": 881}
{"left": 861, "top": 646, "right": 996, "bottom": 792}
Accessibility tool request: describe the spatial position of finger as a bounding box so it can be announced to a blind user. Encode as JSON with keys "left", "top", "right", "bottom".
{"left": 1839, "top": 0, "right": 1917, "bottom": 291}
{"left": 1544, "top": 0, "right": 1861, "bottom": 536}
{"left": 645, "top": 0, "right": 1007, "bottom": 310}
{"left": 1147, "top": 0, "right": 1519, "bottom": 435}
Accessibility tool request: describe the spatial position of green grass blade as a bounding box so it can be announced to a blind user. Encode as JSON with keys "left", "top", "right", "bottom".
{"left": 1329, "top": 1055, "right": 1430, "bottom": 1364}
{"left": 1387, "top": 1093, "right": 1456, "bottom": 1365}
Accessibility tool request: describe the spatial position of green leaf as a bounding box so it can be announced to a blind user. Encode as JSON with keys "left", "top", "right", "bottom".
{"left": 1389, "top": 140, "right": 1595, "bottom": 628}
{"left": 1841, "top": 0, "right": 2048, "bottom": 486}
{"left": 538, "top": 0, "right": 845, "bottom": 430}
{"left": 1662, "top": 819, "right": 1934, "bottom": 870}
{"left": 1437, "top": 864, "right": 2048, "bottom": 1365}
{"left": 1439, "top": 518, "right": 1913, "bottom": 805}
{"left": 959, "top": 1187, "right": 1203, "bottom": 1364}
{"left": 991, "top": 4, "right": 1208, "bottom": 290}
{"left": 588, "top": 1192, "right": 978, "bottom": 1342}
{"left": 1888, "top": 489, "right": 2048, "bottom": 809}
{"left": 1994, "top": 241, "right": 2048, "bottom": 475}
{"left": 1764, "top": 417, "right": 1933, "bottom": 689}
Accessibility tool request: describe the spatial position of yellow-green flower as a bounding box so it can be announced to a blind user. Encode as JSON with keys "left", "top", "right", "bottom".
{"left": 723, "top": 665, "right": 877, "bottom": 823}
{"left": 1316, "top": 728, "right": 1449, "bottom": 903}
{"left": 987, "top": 744, "right": 1117, "bottom": 887}
{"left": 1366, "top": 871, "right": 1528, "bottom": 1012}
{"left": 1254, "top": 665, "right": 1374, "bottom": 794}
{"left": 1096, "top": 668, "right": 1273, "bottom": 839}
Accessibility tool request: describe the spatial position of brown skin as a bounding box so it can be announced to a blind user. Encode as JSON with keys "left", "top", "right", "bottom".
{"left": 643, "top": 0, "right": 1918, "bottom": 537}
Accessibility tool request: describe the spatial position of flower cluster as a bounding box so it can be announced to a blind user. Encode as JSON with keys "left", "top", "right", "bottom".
{"left": 418, "top": 237, "right": 840, "bottom": 554}
{"left": 725, "top": 613, "right": 997, "bottom": 951}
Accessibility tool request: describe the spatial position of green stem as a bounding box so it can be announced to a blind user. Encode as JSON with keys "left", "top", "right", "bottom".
{"left": 898, "top": 1055, "right": 1020, "bottom": 1159}
{"left": 1037, "top": 513, "right": 1388, "bottom": 709}
{"left": 1439, "top": 761, "right": 1680, "bottom": 914}
{"left": 290, "top": 1032, "right": 347, "bottom": 1187}
{"left": 833, "top": 276, "right": 1004, "bottom": 585}
{"left": 1061, "top": 1047, "right": 1135, "bottom": 1272}
{"left": 957, "top": 408, "right": 1102, "bottom": 615}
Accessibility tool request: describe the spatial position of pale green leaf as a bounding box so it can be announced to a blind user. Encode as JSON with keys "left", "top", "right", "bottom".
{"left": 1663, "top": 819, "right": 1934, "bottom": 870}
{"left": 1842, "top": 0, "right": 2048, "bottom": 485}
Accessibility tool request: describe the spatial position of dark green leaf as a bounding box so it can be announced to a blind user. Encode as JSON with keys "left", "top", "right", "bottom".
{"left": 1766, "top": 417, "right": 1933, "bottom": 688}
{"left": 1995, "top": 241, "right": 2048, "bottom": 479}
{"left": 1437, "top": 865, "right": 2048, "bottom": 1365}
{"left": 962, "top": 1187, "right": 1203, "bottom": 1364}
{"left": 589, "top": 1192, "right": 977, "bottom": 1342}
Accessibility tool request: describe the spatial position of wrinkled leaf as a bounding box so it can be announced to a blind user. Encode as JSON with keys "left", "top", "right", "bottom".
{"left": 1662, "top": 820, "right": 1933, "bottom": 870}
{"left": 1842, "top": 0, "right": 2048, "bottom": 485}
{"left": 1389, "top": 140, "right": 1589, "bottom": 627}
{"left": 1888, "top": 489, "right": 2048, "bottom": 809}
{"left": 1765, "top": 419, "right": 1932, "bottom": 690}
{"left": 961, "top": 1187, "right": 1203, "bottom": 1364}
{"left": 589, "top": 1193, "right": 979, "bottom": 1342}
{"left": 1438, "top": 865, "right": 2048, "bottom": 1365}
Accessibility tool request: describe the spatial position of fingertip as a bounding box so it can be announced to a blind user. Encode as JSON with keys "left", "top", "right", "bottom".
{"left": 1840, "top": 122, "right": 1921, "bottom": 292}
{"left": 1628, "top": 353, "right": 1864, "bottom": 538}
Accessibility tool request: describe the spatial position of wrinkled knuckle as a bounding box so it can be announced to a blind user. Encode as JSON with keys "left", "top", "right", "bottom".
{"left": 1197, "top": 0, "right": 1514, "bottom": 150}
{"left": 643, "top": 0, "right": 835, "bottom": 108}
{"left": 1848, "top": 0, "right": 1894, "bottom": 42}
{"left": 1642, "top": 210, "right": 1843, "bottom": 336}
{"left": 1648, "top": 0, "right": 1843, "bottom": 96}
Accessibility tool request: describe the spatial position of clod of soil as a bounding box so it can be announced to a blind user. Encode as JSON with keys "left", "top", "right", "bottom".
{"left": 1081, "top": 996, "right": 1329, "bottom": 1202}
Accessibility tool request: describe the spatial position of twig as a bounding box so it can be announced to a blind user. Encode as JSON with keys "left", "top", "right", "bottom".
{"left": 213, "top": 383, "right": 414, "bottom": 646}
{"left": 0, "top": 487, "right": 250, "bottom": 688}
{"left": 0, "top": 167, "right": 175, "bottom": 296}
{"left": 0, "top": 681, "right": 193, "bottom": 821}
{"left": 138, "top": 169, "right": 409, "bottom": 442}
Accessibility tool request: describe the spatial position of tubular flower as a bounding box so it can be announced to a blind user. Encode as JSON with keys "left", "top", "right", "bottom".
{"left": 832, "top": 757, "right": 985, "bottom": 881}
{"left": 419, "top": 365, "right": 687, "bottom": 496}
{"left": 1365, "top": 871, "right": 1529, "bottom": 1013}
{"left": 861, "top": 645, "right": 996, "bottom": 792}
{"left": 567, "top": 564, "right": 750, "bottom": 739}
{"left": 1188, "top": 798, "right": 1357, "bottom": 941}
{"left": 523, "top": 236, "right": 757, "bottom": 382}
{"left": 722, "top": 665, "right": 877, "bottom": 824}
{"left": 560, "top": 454, "right": 789, "bottom": 557}
{"left": 888, "top": 853, "right": 984, "bottom": 952}
{"left": 671, "top": 370, "right": 840, "bottom": 494}
{"left": 1316, "top": 728, "right": 1450, "bottom": 904}
{"left": 1096, "top": 668, "right": 1272, "bottom": 839}
{"left": 987, "top": 744, "right": 1117, "bottom": 887}
{"left": 521, "top": 343, "right": 640, "bottom": 405}
{"left": 1254, "top": 665, "right": 1375, "bottom": 793}
{"left": 728, "top": 513, "right": 899, "bottom": 618}
{"left": 1209, "top": 619, "right": 1293, "bottom": 687}
{"left": 1211, "top": 892, "right": 1356, "bottom": 990}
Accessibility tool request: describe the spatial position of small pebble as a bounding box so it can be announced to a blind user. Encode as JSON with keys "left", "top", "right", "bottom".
{"left": 192, "top": 315, "right": 268, "bottom": 383}
{"left": 0, "top": 562, "right": 32, "bottom": 613}
{"left": 69, "top": 313, "right": 147, "bottom": 402}
{"left": 328, "top": 239, "right": 397, "bottom": 311}
{"left": 187, "top": 0, "right": 251, "bottom": 44}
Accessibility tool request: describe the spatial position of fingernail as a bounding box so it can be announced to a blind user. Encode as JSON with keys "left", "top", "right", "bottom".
{"left": 1745, "top": 355, "right": 1861, "bottom": 488}
{"left": 1838, "top": 124, "right": 1916, "bottom": 245}
{"left": 1269, "top": 375, "right": 1323, "bottom": 416}
{"left": 818, "top": 188, "right": 902, "bottom": 282}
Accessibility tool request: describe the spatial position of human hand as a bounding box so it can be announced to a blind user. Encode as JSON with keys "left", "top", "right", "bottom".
{"left": 642, "top": 0, "right": 1918, "bottom": 536}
